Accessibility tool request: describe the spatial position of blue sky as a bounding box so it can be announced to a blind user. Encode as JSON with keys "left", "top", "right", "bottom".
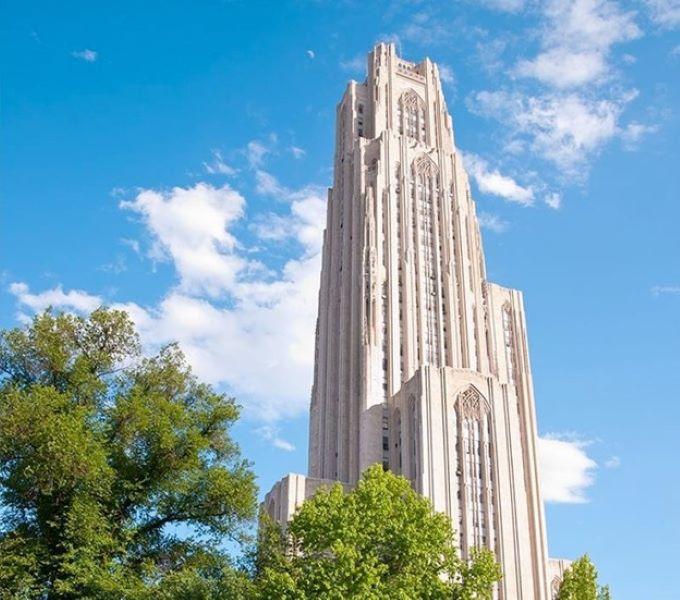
{"left": 2, "top": 1, "right": 679, "bottom": 597}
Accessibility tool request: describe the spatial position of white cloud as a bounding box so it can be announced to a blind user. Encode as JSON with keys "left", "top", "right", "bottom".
{"left": 545, "top": 192, "right": 562, "bottom": 209}
{"left": 604, "top": 456, "right": 621, "bottom": 468}
{"left": 477, "top": 212, "right": 510, "bottom": 233}
{"left": 340, "top": 55, "right": 366, "bottom": 73}
{"left": 515, "top": 48, "right": 608, "bottom": 89}
{"left": 462, "top": 153, "right": 534, "bottom": 205}
{"left": 290, "top": 146, "right": 306, "bottom": 159}
{"left": 203, "top": 150, "right": 238, "bottom": 176}
{"left": 478, "top": 0, "right": 525, "bottom": 12}
{"left": 645, "top": 0, "right": 680, "bottom": 29}
{"left": 119, "top": 183, "right": 250, "bottom": 298}
{"left": 121, "top": 238, "right": 141, "bottom": 255}
{"left": 538, "top": 434, "right": 597, "bottom": 503}
{"left": 400, "top": 12, "right": 449, "bottom": 46}
{"left": 469, "top": 89, "right": 637, "bottom": 175}
{"left": 9, "top": 282, "right": 102, "bottom": 314}
{"left": 15, "top": 178, "right": 327, "bottom": 423}
{"left": 246, "top": 140, "right": 270, "bottom": 168}
{"left": 621, "top": 121, "right": 657, "bottom": 148}
{"left": 71, "top": 49, "right": 98, "bottom": 62}
{"left": 306, "top": 49, "right": 315, "bottom": 59}
{"left": 438, "top": 63, "right": 456, "bottom": 85}
{"left": 255, "top": 170, "right": 289, "bottom": 197}
{"left": 256, "top": 425, "right": 296, "bottom": 452}
{"left": 651, "top": 285, "right": 680, "bottom": 295}
{"left": 514, "top": 0, "right": 640, "bottom": 88}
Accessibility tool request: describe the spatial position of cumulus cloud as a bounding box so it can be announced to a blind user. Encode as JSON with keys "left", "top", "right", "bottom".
{"left": 10, "top": 282, "right": 102, "bottom": 314}
{"left": 13, "top": 178, "right": 327, "bottom": 425}
{"left": 644, "top": 0, "right": 680, "bottom": 29}
{"left": 119, "top": 183, "right": 250, "bottom": 298}
{"left": 462, "top": 153, "right": 534, "bottom": 205}
{"left": 469, "top": 89, "right": 638, "bottom": 176}
{"left": 538, "top": 434, "right": 597, "bottom": 503}
{"left": 71, "top": 49, "right": 98, "bottom": 62}
{"left": 514, "top": 0, "right": 640, "bottom": 88}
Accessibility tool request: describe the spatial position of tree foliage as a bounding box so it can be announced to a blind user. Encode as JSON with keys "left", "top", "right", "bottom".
{"left": 556, "top": 555, "right": 612, "bottom": 600}
{"left": 256, "top": 465, "right": 502, "bottom": 599}
{"left": 0, "top": 309, "right": 257, "bottom": 599}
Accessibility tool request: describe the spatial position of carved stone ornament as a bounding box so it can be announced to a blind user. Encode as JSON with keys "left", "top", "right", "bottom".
{"left": 400, "top": 89, "right": 423, "bottom": 111}
{"left": 413, "top": 154, "right": 438, "bottom": 178}
{"left": 457, "top": 387, "right": 489, "bottom": 418}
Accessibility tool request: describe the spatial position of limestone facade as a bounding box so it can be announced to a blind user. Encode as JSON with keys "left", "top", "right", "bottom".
{"left": 264, "top": 43, "right": 564, "bottom": 599}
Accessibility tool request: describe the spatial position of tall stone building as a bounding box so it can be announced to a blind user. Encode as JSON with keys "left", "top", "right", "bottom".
{"left": 265, "top": 43, "right": 567, "bottom": 599}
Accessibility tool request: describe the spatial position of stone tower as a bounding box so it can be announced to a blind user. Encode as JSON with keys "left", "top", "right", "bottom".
{"left": 265, "top": 43, "right": 564, "bottom": 599}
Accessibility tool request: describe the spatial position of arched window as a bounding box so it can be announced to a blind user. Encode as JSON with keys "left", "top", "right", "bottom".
{"left": 398, "top": 91, "right": 427, "bottom": 143}
{"left": 455, "top": 387, "right": 496, "bottom": 556}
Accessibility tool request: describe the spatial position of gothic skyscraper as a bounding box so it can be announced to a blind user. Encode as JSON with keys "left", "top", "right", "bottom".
{"left": 265, "top": 43, "right": 567, "bottom": 599}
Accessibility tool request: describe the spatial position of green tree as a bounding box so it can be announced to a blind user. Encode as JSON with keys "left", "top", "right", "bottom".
{"left": 0, "top": 309, "right": 257, "bottom": 599}
{"left": 256, "top": 465, "right": 502, "bottom": 599}
{"left": 557, "top": 555, "right": 612, "bottom": 600}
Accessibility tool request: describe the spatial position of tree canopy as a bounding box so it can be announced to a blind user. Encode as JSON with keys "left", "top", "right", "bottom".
{"left": 556, "top": 555, "right": 612, "bottom": 600}
{"left": 256, "top": 464, "right": 502, "bottom": 599}
{"left": 0, "top": 309, "right": 257, "bottom": 599}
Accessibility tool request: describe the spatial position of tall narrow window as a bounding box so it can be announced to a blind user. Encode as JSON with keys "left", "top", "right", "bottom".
{"left": 413, "top": 155, "right": 441, "bottom": 366}
{"left": 502, "top": 305, "right": 516, "bottom": 385}
{"left": 455, "top": 388, "right": 496, "bottom": 557}
{"left": 409, "top": 395, "right": 418, "bottom": 485}
{"left": 399, "top": 91, "right": 427, "bottom": 143}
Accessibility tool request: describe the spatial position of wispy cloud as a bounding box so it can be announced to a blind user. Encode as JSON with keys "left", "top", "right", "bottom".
{"left": 478, "top": 212, "right": 510, "bottom": 233}
{"left": 71, "top": 49, "right": 98, "bottom": 62}
{"left": 604, "top": 456, "right": 621, "bottom": 468}
{"left": 478, "top": 0, "right": 525, "bottom": 13}
{"left": 651, "top": 285, "right": 680, "bottom": 296}
{"left": 256, "top": 425, "right": 296, "bottom": 452}
{"left": 306, "top": 49, "right": 315, "bottom": 59}
{"left": 289, "top": 146, "right": 306, "bottom": 159}
{"left": 438, "top": 63, "right": 455, "bottom": 85}
{"left": 203, "top": 150, "right": 238, "bottom": 176}
{"left": 340, "top": 55, "right": 365, "bottom": 73}
{"left": 644, "top": 0, "right": 680, "bottom": 29}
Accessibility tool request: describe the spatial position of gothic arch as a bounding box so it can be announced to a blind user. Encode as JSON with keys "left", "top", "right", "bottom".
{"left": 400, "top": 89, "right": 424, "bottom": 111}
{"left": 455, "top": 385, "right": 491, "bottom": 418}
{"left": 412, "top": 153, "right": 439, "bottom": 179}
{"left": 550, "top": 576, "right": 562, "bottom": 599}
{"left": 398, "top": 90, "right": 427, "bottom": 142}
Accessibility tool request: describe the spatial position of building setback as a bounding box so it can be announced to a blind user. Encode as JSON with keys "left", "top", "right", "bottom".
{"left": 265, "top": 43, "right": 568, "bottom": 599}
